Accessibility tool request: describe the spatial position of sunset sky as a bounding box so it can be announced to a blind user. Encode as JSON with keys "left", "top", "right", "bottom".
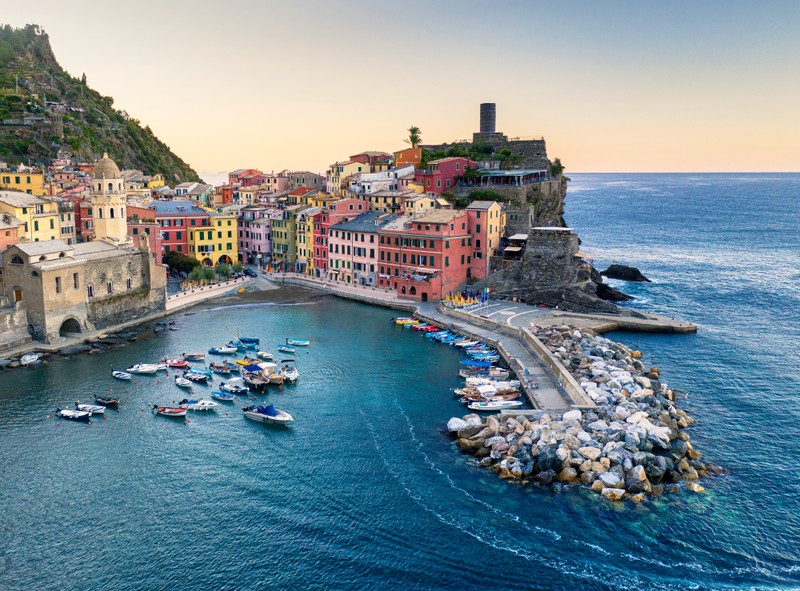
{"left": 4, "top": 1, "right": 800, "bottom": 174}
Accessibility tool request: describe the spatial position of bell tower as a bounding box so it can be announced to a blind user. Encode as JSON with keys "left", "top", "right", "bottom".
{"left": 90, "top": 152, "right": 130, "bottom": 244}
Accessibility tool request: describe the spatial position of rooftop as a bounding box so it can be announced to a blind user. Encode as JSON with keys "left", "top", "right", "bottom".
{"left": 13, "top": 240, "right": 74, "bottom": 257}
{"left": 412, "top": 209, "right": 466, "bottom": 224}
{"left": 148, "top": 200, "right": 208, "bottom": 215}
{"left": 466, "top": 200, "right": 500, "bottom": 210}
{"left": 0, "top": 191, "right": 50, "bottom": 208}
{"left": 427, "top": 157, "right": 476, "bottom": 165}
{"left": 330, "top": 211, "right": 397, "bottom": 233}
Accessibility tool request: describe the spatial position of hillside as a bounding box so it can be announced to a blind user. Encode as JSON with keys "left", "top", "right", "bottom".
{"left": 0, "top": 24, "right": 200, "bottom": 182}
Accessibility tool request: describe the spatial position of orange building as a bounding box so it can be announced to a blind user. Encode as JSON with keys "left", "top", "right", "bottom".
{"left": 393, "top": 147, "right": 422, "bottom": 169}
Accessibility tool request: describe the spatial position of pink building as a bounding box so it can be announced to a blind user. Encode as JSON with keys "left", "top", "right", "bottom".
{"left": 0, "top": 212, "right": 23, "bottom": 251}
{"left": 414, "top": 157, "right": 476, "bottom": 195}
{"left": 228, "top": 169, "right": 262, "bottom": 184}
{"left": 315, "top": 198, "right": 367, "bottom": 279}
{"left": 328, "top": 211, "right": 396, "bottom": 285}
{"left": 238, "top": 206, "right": 279, "bottom": 266}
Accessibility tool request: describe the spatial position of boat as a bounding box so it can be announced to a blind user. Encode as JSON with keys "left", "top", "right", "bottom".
{"left": 281, "top": 361, "right": 300, "bottom": 383}
{"left": 393, "top": 317, "right": 418, "bottom": 325}
{"left": 208, "top": 346, "right": 237, "bottom": 355}
{"left": 256, "top": 351, "right": 274, "bottom": 360}
{"left": 239, "top": 337, "right": 260, "bottom": 344}
{"left": 228, "top": 340, "right": 255, "bottom": 351}
{"left": 277, "top": 345, "right": 295, "bottom": 355}
{"left": 164, "top": 358, "right": 190, "bottom": 369}
{"left": 209, "top": 363, "right": 232, "bottom": 375}
{"left": 242, "top": 404, "right": 294, "bottom": 425}
{"left": 286, "top": 338, "right": 309, "bottom": 347}
{"left": 256, "top": 362, "right": 283, "bottom": 384}
{"left": 186, "top": 367, "right": 212, "bottom": 377}
{"left": 464, "top": 377, "right": 521, "bottom": 392}
{"left": 210, "top": 390, "right": 236, "bottom": 402}
{"left": 95, "top": 396, "right": 120, "bottom": 407}
{"left": 178, "top": 398, "right": 219, "bottom": 411}
{"left": 242, "top": 371, "right": 269, "bottom": 391}
{"left": 175, "top": 376, "right": 193, "bottom": 388}
{"left": 154, "top": 405, "right": 187, "bottom": 418}
{"left": 126, "top": 363, "right": 160, "bottom": 375}
{"left": 220, "top": 378, "right": 249, "bottom": 395}
{"left": 75, "top": 403, "right": 105, "bottom": 415}
{"left": 182, "top": 371, "right": 209, "bottom": 384}
{"left": 182, "top": 353, "right": 205, "bottom": 362}
{"left": 111, "top": 370, "right": 132, "bottom": 381}
{"left": 467, "top": 400, "right": 524, "bottom": 412}
{"left": 20, "top": 353, "right": 40, "bottom": 366}
{"left": 56, "top": 408, "right": 92, "bottom": 421}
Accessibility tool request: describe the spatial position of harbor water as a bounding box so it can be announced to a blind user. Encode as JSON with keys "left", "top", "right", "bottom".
{"left": 1, "top": 173, "right": 799, "bottom": 590}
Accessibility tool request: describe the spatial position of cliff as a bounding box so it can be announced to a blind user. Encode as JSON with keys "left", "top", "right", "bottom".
{"left": 0, "top": 25, "right": 200, "bottom": 182}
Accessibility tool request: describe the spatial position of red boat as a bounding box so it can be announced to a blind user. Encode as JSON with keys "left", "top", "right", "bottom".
{"left": 164, "top": 358, "right": 190, "bottom": 369}
{"left": 154, "top": 405, "right": 187, "bottom": 418}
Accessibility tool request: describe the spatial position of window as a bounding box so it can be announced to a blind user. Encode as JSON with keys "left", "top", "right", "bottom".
{"left": 49, "top": 219, "right": 54, "bottom": 229}
{"left": 445, "top": 256, "right": 449, "bottom": 267}
{"left": 107, "top": 281, "right": 113, "bottom": 294}
{"left": 110, "top": 208, "right": 115, "bottom": 219}
{"left": 126, "top": 278, "right": 132, "bottom": 290}
{"left": 55, "top": 277, "right": 61, "bottom": 293}
{"left": 476, "top": 224, "right": 481, "bottom": 233}
{"left": 34, "top": 221, "right": 39, "bottom": 232}
{"left": 73, "top": 273, "right": 79, "bottom": 289}
{"left": 87, "top": 284, "right": 94, "bottom": 298}
{"left": 10, "top": 255, "right": 23, "bottom": 265}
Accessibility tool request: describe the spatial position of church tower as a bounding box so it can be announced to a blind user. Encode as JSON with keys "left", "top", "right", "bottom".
{"left": 91, "top": 153, "right": 130, "bottom": 244}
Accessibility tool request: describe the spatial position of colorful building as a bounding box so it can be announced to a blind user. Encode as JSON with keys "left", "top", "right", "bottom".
{"left": 228, "top": 169, "right": 262, "bottom": 184}
{"left": 326, "top": 160, "right": 369, "bottom": 195}
{"left": 466, "top": 200, "right": 505, "bottom": 279}
{"left": 0, "top": 212, "right": 24, "bottom": 251}
{"left": 328, "top": 211, "right": 396, "bottom": 285}
{"left": 0, "top": 191, "right": 61, "bottom": 242}
{"left": 127, "top": 207, "right": 164, "bottom": 265}
{"left": 0, "top": 169, "right": 48, "bottom": 196}
{"left": 187, "top": 211, "right": 238, "bottom": 266}
{"left": 378, "top": 210, "right": 473, "bottom": 301}
{"left": 296, "top": 206, "right": 321, "bottom": 275}
{"left": 271, "top": 204, "right": 310, "bottom": 270}
{"left": 315, "top": 198, "right": 368, "bottom": 278}
{"left": 238, "top": 206, "right": 277, "bottom": 266}
{"left": 393, "top": 147, "right": 422, "bottom": 169}
{"left": 287, "top": 171, "right": 326, "bottom": 191}
{"left": 147, "top": 200, "right": 211, "bottom": 257}
{"left": 414, "top": 157, "right": 476, "bottom": 195}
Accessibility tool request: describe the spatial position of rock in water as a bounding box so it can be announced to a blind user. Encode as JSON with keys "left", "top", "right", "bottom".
{"left": 447, "top": 417, "right": 468, "bottom": 433}
{"left": 601, "top": 487, "right": 626, "bottom": 501}
{"left": 601, "top": 264, "right": 651, "bottom": 282}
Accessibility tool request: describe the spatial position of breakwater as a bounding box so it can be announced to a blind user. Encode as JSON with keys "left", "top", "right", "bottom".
{"left": 447, "top": 324, "right": 713, "bottom": 500}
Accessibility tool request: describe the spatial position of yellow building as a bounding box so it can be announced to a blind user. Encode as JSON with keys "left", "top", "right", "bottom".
{"left": 306, "top": 192, "right": 339, "bottom": 209}
{"left": 145, "top": 174, "right": 165, "bottom": 189}
{"left": 0, "top": 171, "right": 48, "bottom": 196}
{"left": 187, "top": 211, "right": 238, "bottom": 266}
{"left": 326, "top": 160, "right": 369, "bottom": 195}
{"left": 0, "top": 191, "right": 61, "bottom": 242}
{"left": 296, "top": 206, "right": 320, "bottom": 275}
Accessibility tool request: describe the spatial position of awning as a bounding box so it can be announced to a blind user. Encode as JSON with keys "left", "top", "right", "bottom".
{"left": 504, "top": 246, "right": 523, "bottom": 253}
{"left": 243, "top": 364, "right": 262, "bottom": 372}
{"left": 413, "top": 267, "right": 437, "bottom": 274}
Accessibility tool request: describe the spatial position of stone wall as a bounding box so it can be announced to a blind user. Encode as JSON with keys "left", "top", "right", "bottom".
{"left": 422, "top": 138, "right": 548, "bottom": 170}
{"left": 0, "top": 302, "right": 32, "bottom": 353}
{"left": 458, "top": 178, "right": 567, "bottom": 231}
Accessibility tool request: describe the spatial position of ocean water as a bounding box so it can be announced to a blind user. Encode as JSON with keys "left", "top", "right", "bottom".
{"left": 1, "top": 174, "right": 799, "bottom": 590}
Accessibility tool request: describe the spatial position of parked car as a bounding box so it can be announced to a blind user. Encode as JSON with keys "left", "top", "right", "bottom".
{"left": 244, "top": 268, "right": 258, "bottom": 277}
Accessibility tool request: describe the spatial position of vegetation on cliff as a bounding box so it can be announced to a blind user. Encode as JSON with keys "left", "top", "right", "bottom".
{"left": 0, "top": 25, "right": 200, "bottom": 182}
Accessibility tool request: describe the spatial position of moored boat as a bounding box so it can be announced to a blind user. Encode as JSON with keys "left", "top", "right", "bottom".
{"left": 281, "top": 360, "right": 299, "bottom": 383}
{"left": 208, "top": 346, "right": 237, "bottom": 355}
{"left": 20, "top": 353, "right": 40, "bottom": 366}
{"left": 126, "top": 363, "right": 160, "bottom": 375}
{"left": 95, "top": 396, "right": 120, "bottom": 407}
{"left": 182, "top": 353, "right": 205, "bottom": 362}
{"left": 164, "top": 358, "right": 190, "bottom": 369}
{"left": 286, "top": 338, "right": 309, "bottom": 347}
{"left": 242, "top": 404, "right": 294, "bottom": 425}
{"left": 220, "top": 378, "right": 249, "bottom": 395}
{"left": 256, "top": 350, "right": 274, "bottom": 361}
{"left": 209, "top": 363, "right": 232, "bottom": 375}
{"left": 210, "top": 390, "right": 236, "bottom": 402}
{"left": 111, "top": 370, "right": 132, "bottom": 380}
{"left": 175, "top": 376, "right": 193, "bottom": 388}
{"left": 75, "top": 403, "right": 105, "bottom": 415}
{"left": 467, "top": 400, "right": 523, "bottom": 412}
{"left": 179, "top": 398, "right": 219, "bottom": 411}
{"left": 56, "top": 408, "right": 92, "bottom": 421}
{"left": 182, "top": 371, "right": 209, "bottom": 384}
{"left": 154, "top": 405, "right": 187, "bottom": 418}
{"left": 239, "top": 336, "right": 260, "bottom": 344}
{"left": 277, "top": 345, "right": 295, "bottom": 355}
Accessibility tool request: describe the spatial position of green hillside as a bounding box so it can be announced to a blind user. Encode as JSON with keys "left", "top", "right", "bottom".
{"left": 0, "top": 24, "right": 200, "bottom": 182}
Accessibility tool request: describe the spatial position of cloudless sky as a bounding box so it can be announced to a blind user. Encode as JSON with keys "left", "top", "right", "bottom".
{"left": 3, "top": 0, "right": 800, "bottom": 173}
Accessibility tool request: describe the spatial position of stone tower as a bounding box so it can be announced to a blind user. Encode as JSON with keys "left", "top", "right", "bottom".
{"left": 91, "top": 153, "right": 129, "bottom": 244}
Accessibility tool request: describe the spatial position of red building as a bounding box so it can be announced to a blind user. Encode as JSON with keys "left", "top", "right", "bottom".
{"left": 219, "top": 185, "right": 236, "bottom": 205}
{"left": 147, "top": 201, "right": 211, "bottom": 257}
{"left": 314, "top": 198, "right": 367, "bottom": 278}
{"left": 228, "top": 169, "right": 262, "bottom": 185}
{"left": 378, "top": 210, "right": 473, "bottom": 301}
{"left": 414, "top": 157, "right": 476, "bottom": 195}
{"left": 127, "top": 205, "right": 164, "bottom": 265}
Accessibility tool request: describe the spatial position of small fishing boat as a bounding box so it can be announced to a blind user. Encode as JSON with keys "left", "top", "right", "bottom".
{"left": 187, "top": 367, "right": 212, "bottom": 377}
{"left": 164, "top": 358, "right": 190, "bottom": 369}
{"left": 111, "top": 370, "right": 132, "bottom": 381}
{"left": 256, "top": 351, "right": 273, "bottom": 360}
{"left": 280, "top": 360, "right": 299, "bottom": 383}
{"left": 56, "top": 408, "right": 92, "bottom": 421}
{"left": 20, "top": 353, "right": 40, "bottom": 366}
{"left": 220, "top": 378, "right": 249, "bottom": 395}
{"left": 209, "top": 363, "right": 232, "bottom": 375}
{"left": 95, "top": 396, "right": 120, "bottom": 407}
{"left": 75, "top": 403, "right": 105, "bottom": 415}
{"left": 210, "top": 390, "right": 235, "bottom": 402}
{"left": 182, "top": 371, "right": 209, "bottom": 384}
{"left": 239, "top": 337, "right": 260, "bottom": 344}
{"left": 393, "top": 317, "right": 418, "bottom": 325}
{"left": 228, "top": 340, "right": 255, "bottom": 351}
{"left": 154, "top": 405, "right": 187, "bottom": 418}
{"left": 277, "top": 345, "right": 295, "bottom": 355}
{"left": 126, "top": 364, "right": 159, "bottom": 375}
{"left": 242, "top": 404, "right": 294, "bottom": 425}
{"left": 179, "top": 398, "right": 219, "bottom": 411}
{"left": 242, "top": 371, "right": 269, "bottom": 391}
{"left": 182, "top": 353, "right": 205, "bottom": 362}
{"left": 175, "top": 376, "right": 193, "bottom": 388}
{"left": 467, "top": 400, "right": 523, "bottom": 412}
{"left": 286, "top": 338, "right": 309, "bottom": 347}
{"left": 208, "top": 346, "right": 237, "bottom": 355}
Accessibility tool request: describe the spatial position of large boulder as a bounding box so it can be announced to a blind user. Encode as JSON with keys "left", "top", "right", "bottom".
{"left": 537, "top": 445, "right": 561, "bottom": 472}
{"left": 447, "top": 417, "right": 468, "bottom": 433}
{"left": 601, "top": 264, "right": 651, "bottom": 282}
{"left": 601, "top": 487, "right": 626, "bottom": 501}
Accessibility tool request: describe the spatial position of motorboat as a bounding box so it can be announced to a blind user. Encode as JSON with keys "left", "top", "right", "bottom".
{"left": 228, "top": 340, "right": 255, "bottom": 351}
{"left": 208, "top": 346, "right": 237, "bottom": 355}
{"left": 281, "top": 361, "right": 299, "bottom": 384}
{"left": 242, "top": 404, "right": 294, "bottom": 425}
{"left": 220, "top": 378, "right": 249, "bottom": 395}
{"left": 209, "top": 363, "right": 232, "bottom": 375}
{"left": 464, "top": 377, "right": 521, "bottom": 393}
{"left": 256, "top": 351, "right": 274, "bottom": 360}
{"left": 179, "top": 398, "right": 219, "bottom": 411}
{"left": 182, "top": 353, "right": 205, "bottom": 362}
{"left": 95, "top": 396, "right": 120, "bottom": 407}
{"left": 112, "top": 370, "right": 132, "bottom": 381}
{"left": 277, "top": 345, "right": 295, "bottom": 355}
{"left": 75, "top": 403, "right": 105, "bottom": 415}
{"left": 20, "top": 353, "right": 40, "bottom": 366}
{"left": 393, "top": 317, "right": 418, "bottom": 325}
{"left": 154, "top": 405, "right": 187, "bottom": 418}
{"left": 164, "top": 358, "right": 190, "bottom": 369}
{"left": 175, "top": 376, "right": 193, "bottom": 388}
{"left": 242, "top": 371, "right": 268, "bottom": 391}
{"left": 239, "top": 337, "right": 260, "bottom": 344}
{"left": 126, "top": 364, "right": 160, "bottom": 375}
{"left": 210, "top": 390, "right": 235, "bottom": 402}
{"left": 467, "top": 400, "right": 524, "bottom": 412}
{"left": 182, "top": 371, "right": 209, "bottom": 384}
{"left": 286, "top": 338, "right": 309, "bottom": 347}
{"left": 56, "top": 408, "right": 91, "bottom": 421}
{"left": 187, "top": 367, "right": 212, "bottom": 377}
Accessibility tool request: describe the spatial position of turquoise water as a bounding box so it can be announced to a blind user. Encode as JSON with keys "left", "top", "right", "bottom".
{"left": 1, "top": 174, "right": 799, "bottom": 590}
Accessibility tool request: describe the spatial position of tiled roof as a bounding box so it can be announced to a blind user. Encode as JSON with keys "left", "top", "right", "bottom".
{"left": 330, "top": 211, "right": 397, "bottom": 233}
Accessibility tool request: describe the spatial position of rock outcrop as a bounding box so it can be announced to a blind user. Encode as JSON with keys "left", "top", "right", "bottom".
{"left": 601, "top": 264, "right": 651, "bottom": 283}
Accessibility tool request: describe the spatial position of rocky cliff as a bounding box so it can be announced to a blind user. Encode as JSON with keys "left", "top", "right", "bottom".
{"left": 0, "top": 24, "right": 200, "bottom": 182}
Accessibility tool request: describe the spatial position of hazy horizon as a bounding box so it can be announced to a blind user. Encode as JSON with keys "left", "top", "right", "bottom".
{"left": 4, "top": 0, "right": 800, "bottom": 175}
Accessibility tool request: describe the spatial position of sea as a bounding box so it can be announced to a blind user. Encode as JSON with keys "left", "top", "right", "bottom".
{"left": 0, "top": 173, "right": 798, "bottom": 591}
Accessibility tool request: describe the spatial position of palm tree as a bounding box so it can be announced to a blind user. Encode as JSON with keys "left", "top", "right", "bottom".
{"left": 406, "top": 126, "right": 421, "bottom": 149}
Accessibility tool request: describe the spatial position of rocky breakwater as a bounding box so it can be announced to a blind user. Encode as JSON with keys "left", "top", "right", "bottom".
{"left": 447, "top": 326, "right": 716, "bottom": 501}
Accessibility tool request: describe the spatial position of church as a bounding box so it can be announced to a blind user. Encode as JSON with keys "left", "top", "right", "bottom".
{"left": 0, "top": 154, "right": 167, "bottom": 343}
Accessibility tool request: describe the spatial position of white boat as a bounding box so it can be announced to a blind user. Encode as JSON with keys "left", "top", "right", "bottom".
{"left": 286, "top": 338, "right": 309, "bottom": 347}
{"left": 467, "top": 400, "right": 524, "bottom": 412}
{"left": 126, "top": 363, "right": 161, "bottom": 375}
{"left": 242, "top": 404, "right": 294, "bottom": 425}
{"left": 256, "top": 351, "right": 274, "bottom": 360}
{"left": 281, "top": 361, "right": 299, "bottom": 383}
{"left": 209, "top": 346, "right": 238, "bottom": 355}
{"left": 154, "top": 406, "right": 187, "bottom": 418}
{"left": 220, "top": 378, "right": 249, "bottom": 394}
{"left": 20, "top": 353, "right": 40, "bottom": 366}
{"left": 112, "top": 370, "right": 132, "bottom": 380}
{"left": 56, "top": 408, "right": 92, "bottom": 421}
{"left": 175, "top": 377, "right": 193, "bottom": 388}
{"left": 75, "top": 403, "right": 105, "bottom": 415}
{"left": 178, "top": 398, "right": 219, "bottom": 411}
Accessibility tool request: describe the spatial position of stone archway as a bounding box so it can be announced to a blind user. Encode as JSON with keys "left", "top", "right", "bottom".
{"left": 218, "top": 254, "right": 232, "bottom": 265}
{"left": 59, "top": 317, "right": 82, "bottom": 337}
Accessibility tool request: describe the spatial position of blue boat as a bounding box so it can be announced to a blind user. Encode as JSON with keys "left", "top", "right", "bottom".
{"left": 277, "top": 345, "right": 296, "bottom": 355}
{"left": 210, "top": 390, "right": 235, "bottom": 402}
{"left": 286, "top": 338, "right": 309, "bottom": 347}
{"left": 239, "top": 337, "right": 260, "bottom": 344}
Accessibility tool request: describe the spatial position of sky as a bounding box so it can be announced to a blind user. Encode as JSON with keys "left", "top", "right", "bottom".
{"left": 3, "top": 0, "right": 800, "bottom": 174}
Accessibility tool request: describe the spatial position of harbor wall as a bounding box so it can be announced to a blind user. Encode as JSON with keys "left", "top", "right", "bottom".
{"left": 166, "top": 277, "right": 249, "bottom": 311}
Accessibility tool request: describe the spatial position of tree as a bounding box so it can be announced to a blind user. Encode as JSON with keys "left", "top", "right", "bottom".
{"left": 406, "top": 125, "right": 421, "bottom": 149}
{"left": 216, "top": 263, "right": 232, "bottom": 280}
{"left": 548, "top": 158, "right": 565, "bottom": 178}
{"left": 232, "top": 262, "right": 243, "bottom": 274}
{"left": 163, "top": 250, "right": 200, "bottom": 275}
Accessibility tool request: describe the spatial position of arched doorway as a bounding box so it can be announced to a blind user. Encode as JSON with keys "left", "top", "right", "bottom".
{"left": 202, "top": 257, "right": 213, "bottom": 267}
{"left": 218, "top": 254, "right": 232, "bottom": 265}
{"left": 59, "top": 317, "right": 82, "bottom": 336}
{"left": 409, "top": 286, "right": 416, "bottom": 295}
